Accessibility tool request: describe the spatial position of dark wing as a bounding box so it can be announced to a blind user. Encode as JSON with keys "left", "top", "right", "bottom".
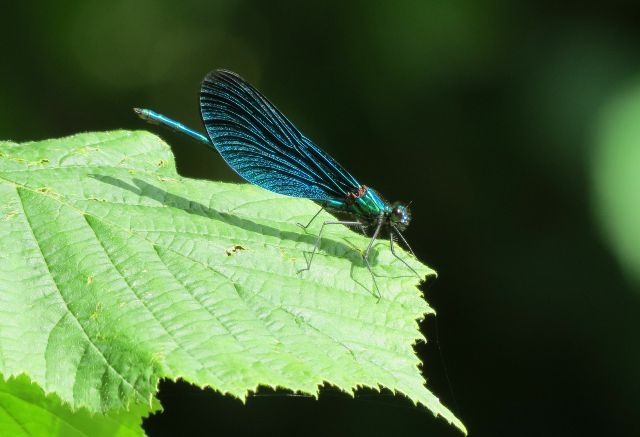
{"left": 200, "top": 69, "right": 361, "bottom": 202}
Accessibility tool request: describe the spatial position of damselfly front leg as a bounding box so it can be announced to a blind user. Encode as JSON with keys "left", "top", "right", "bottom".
{"left": 392, "top": 225, "right": 417, "bottom": 258}
{"left": 389, "top": 229, "right": 421, "bottom": 278}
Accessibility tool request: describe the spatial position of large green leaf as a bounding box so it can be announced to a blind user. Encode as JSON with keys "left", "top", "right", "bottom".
{"left": 0, "top": 131, "right": 465, "bottom": 433}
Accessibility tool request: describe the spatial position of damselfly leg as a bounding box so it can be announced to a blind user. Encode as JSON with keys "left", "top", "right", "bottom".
{"left": 298, "top": 219, "right": 383, "bottom": 300}
{"left": 361, "top": 215, "right": 385, "bottom": 301}
{"left": 298, "top": 219, "right": 362, "bottom": 274}
{"left": 389, "top": 228, "right": 421, "bottom": 278}
{"left": 296, "top": 206, "right": 325, "bottom": 230}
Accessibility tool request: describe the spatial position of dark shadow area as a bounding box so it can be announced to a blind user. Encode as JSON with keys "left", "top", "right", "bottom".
{"left": 144, "top": 379, "right": 458, "bottom": 437}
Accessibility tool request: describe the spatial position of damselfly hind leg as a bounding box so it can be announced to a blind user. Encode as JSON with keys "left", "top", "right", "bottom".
{"left": 298, "top": 220, "right": 362, "bottom": 275}
{"left": 296, "top": 205, "right": 324, "bottom": 230}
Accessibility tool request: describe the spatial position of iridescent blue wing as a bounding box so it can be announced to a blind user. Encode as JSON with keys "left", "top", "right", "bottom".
{"left": 200, "top": 70, "right": 361, "bottom": 202}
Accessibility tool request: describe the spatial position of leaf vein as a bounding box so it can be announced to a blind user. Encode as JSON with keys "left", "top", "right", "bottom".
{"left": 13, "top": 186, "right": 148, "bottom": 405}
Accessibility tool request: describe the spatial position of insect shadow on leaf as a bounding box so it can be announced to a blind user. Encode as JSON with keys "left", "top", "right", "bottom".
{"left": 89, "top": 175, "right": 377, "bottom": 273}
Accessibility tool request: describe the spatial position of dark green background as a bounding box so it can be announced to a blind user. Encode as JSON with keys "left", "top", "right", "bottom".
{"left": 2, "top": 1, "right": 638, "bottom": 436}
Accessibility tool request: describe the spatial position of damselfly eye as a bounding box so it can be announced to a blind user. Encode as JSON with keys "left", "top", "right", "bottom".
{"left": 391, "top": 205, "right": 406, "bottom": 221}
{"left": 389, "top": 202, "right": 411, "bottom": 229}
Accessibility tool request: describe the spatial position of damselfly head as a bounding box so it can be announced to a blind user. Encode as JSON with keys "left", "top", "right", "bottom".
{"left": 389, "top": 202, "right": 411, "bottom": 230}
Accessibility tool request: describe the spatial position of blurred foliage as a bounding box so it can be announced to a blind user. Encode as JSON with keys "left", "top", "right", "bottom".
{"left": 593, "top": 81, "right": 640, "bottom": 289}
{"left": 1, "top": 1, "right": 640, "bottom": 436}
{"left": 0, "top": 374, "right": 155, "bottom": 437}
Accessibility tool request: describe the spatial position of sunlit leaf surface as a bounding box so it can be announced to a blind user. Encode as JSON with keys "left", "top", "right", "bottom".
{"left": 0, "top": 131, "right": 465, "bottom": 433}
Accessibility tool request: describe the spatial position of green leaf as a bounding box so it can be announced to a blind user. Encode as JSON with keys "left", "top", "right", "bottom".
{"left": 0, "top": 373, "right": 158, "bottom": 437}
{"left": 0, "top": 130, "right": 465, "bottom": 434}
